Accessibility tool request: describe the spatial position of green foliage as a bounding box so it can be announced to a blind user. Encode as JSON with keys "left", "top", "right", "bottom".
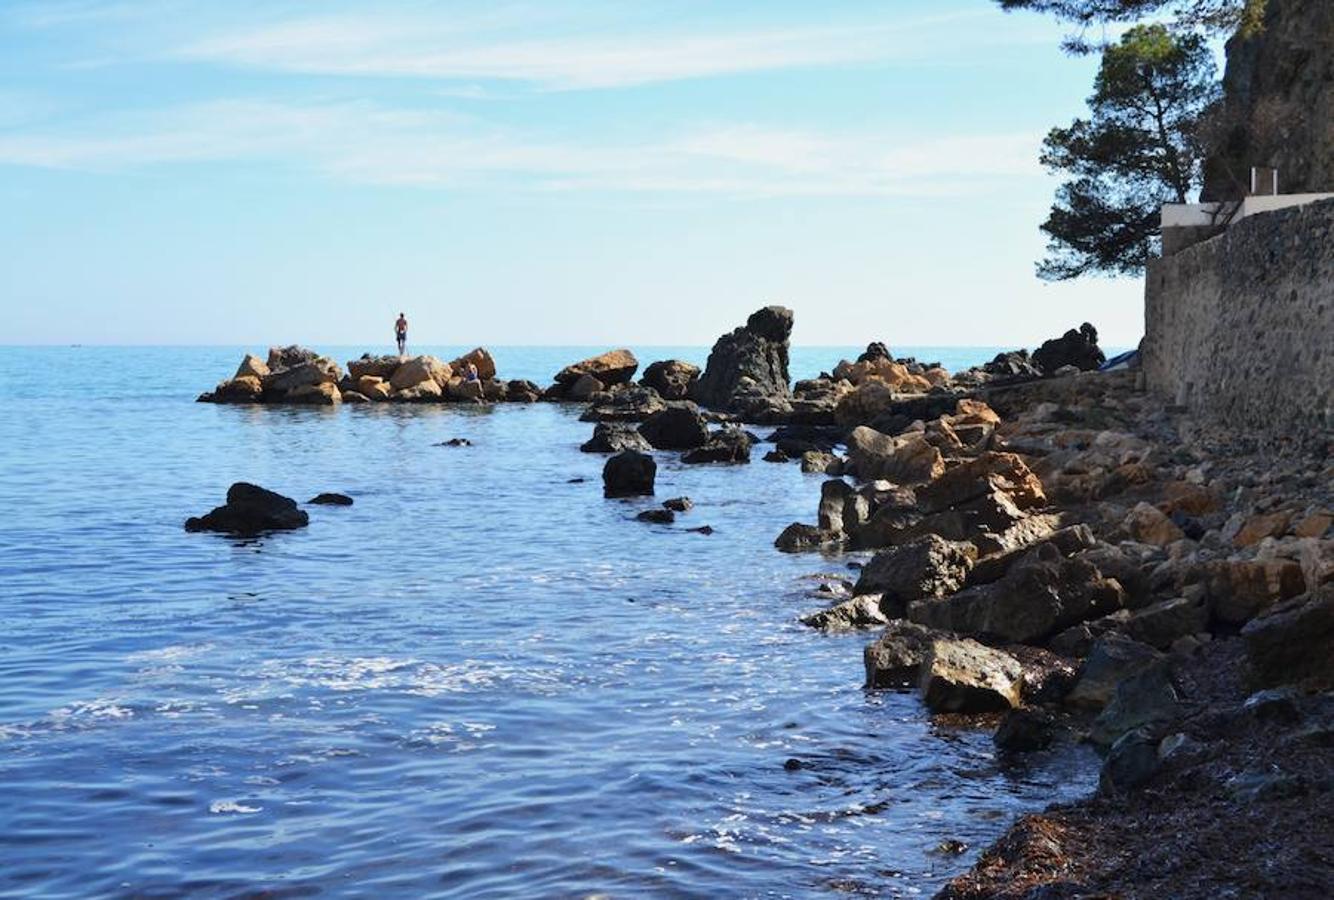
{"left": 996, "top": 0, "right": 1267, "bottom": 51}
{"left": 1037, "top": 25, "right": 1218, "bottom": 279}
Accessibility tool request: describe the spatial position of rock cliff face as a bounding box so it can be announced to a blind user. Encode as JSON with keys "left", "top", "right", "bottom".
{"left": 1202, "top": 0, "right": 1334, "bottom": 200}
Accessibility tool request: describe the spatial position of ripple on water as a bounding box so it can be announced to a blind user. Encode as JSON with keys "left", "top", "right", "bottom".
{"left": 0, "top": 347, "right": 1100, "bottom": 897}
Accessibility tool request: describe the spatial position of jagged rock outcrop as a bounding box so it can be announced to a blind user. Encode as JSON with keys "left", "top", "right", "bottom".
{"left": 1031, "top": 323, "right": 1105, "bottom": 375}
{"left": 691, "top": 306, "right": 793, "bottom": 415}
{"left": 1202, "top": 0, "right": 1334, "bottom": 200}
{"left": 640, "top": 360, "right": 700, "bottom": 401}
{"left": 553, "top": 349, "right": 639, "bottom": 395}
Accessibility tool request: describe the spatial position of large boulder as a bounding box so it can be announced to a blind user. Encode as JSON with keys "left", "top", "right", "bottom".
{"left": 184, "top": 483, "right": 309, "bottom": 535}
{"left": 556, "top": 349, "right": 639, "bottom": 388}
{"left": 919, "top": 638, "right": 1025, "bottom": 713}
{"left": 691, "top": 306, "right": 792, "bottom": 412}
{"left": 603, "top": 450, "right": 656, "bottom": 498}
{"left": 449, "top": 348, "right": 497, "bottom": 381}
{"left": 581, "top": 422, "right": 653, "bottom": 454}
{"left": 1204, "top": 558, "right": 1307, "bottom": 624}
{"left": 846, "top": 427, "right": 944, "bottom": 485}
{"left": 638, "top": 403, "right": 710, "bottom": 450}
{"left": 681, "top": 428, "right": 752, "bottom": 464}
{"left": 347, "top": 354, "right": 402, "bottom": 380}
{"left": 209, "top": 376, "right": 264, "bottom": 403}
{"left": 1031, "top": 323, "right": 1105, "bottom": 374}
{"left": 264, "top": 360, "right": 338, "bottom": 395}
{"left": 863, "top": 620, "right": 940, "bottom": 688}
{"left": 266, "top": 345, "right": 320, "bottom": 371}
{"left": 915, "top": 452, "right": 1046, "bottom": 515}
{"left": 287, "top": 382, "right": 342, "bottom": 405}
{"left": 907, "top": 543, "right": 1125, "bottom": 644}
{"left": 1242, "top": 587, "right": 1334, "bottom": 688}
{"left": 640, "top": 359, "right": 700, "bottom": 400}
{"left": 389, "top": 355, "right": 452, "bottom": 391}
{"left": 1065, "top": 634, "right": 1164, "bottom": 710}
{"left": 853, "top": 535, "right": 977, "bottom": 615}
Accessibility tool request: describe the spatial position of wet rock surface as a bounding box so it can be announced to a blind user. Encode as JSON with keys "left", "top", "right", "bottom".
{"left": 185, "top": 483, "right": 310, "bottom": 535}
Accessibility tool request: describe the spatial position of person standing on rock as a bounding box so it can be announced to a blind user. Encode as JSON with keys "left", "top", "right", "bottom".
{"left": 395, "top": 312, "right": 408, "bottom": 356}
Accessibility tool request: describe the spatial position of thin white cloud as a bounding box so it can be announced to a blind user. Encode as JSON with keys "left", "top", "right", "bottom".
{"left": 169, "top": 11, "right": 979, "bottom": 91}
{"left": 0, "top": 98, "right": 1042, "bottom": 196}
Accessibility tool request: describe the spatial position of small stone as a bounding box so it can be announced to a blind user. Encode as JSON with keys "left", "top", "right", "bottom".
{"left": 663, "top": 497, "right": 694, "bottom": 512}
{"left": 636, "top": 509, "right": 675, "bottom": 524}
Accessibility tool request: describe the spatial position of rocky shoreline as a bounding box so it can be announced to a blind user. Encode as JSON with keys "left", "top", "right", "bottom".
{"left": 192, "top": 307, "right": 1331, "bottom": 896}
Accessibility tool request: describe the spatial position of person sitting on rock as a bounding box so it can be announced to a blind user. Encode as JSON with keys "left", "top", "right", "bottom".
{"left": 464, "top": 362, "right": 480, "bottom": 382}
{"left": 395, "top": 312, "right": 408, "bottom": 356}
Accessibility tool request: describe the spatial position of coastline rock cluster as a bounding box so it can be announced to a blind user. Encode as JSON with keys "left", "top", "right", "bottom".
{"left": 199, "top": 345, "right": 541, "bottom": 405}
{"left": 787, "top": 361, "right": 1331, "bottom": 896}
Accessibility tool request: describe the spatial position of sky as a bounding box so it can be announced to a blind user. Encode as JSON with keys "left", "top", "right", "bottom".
{"left": 0, "top": 0, "right": 1148, "bottom": 348}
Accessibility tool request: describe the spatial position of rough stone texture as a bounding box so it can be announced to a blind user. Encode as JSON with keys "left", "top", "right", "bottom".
{"left": 681, "top": 428, "right": 753, "bottom": 464}
{"left": 638, "top": 403, "right": 710, "bottom": 450}
{"left": 640, "top": 359, "right": 700, "bottom": 400}
{"left": 580, "top": 422, "right": 653, "bottom": 454}
{"left": 846, "top": 427, "right": 945, "bottom": 485}
{"left": 1066, "top": 634, "right": 1164, "bottom": 710}
{"left": 1031, "top": 324, "right": 1105, "bottom": 375}
{"left": 692, "top": 306, "right": 792, "bottom": 412}
{"left": 863, "top": 620, "right": 939, "bottom": 688}
{"left": 907, "top": 544, "right": 1125, "bottom": 645}
{"left": 852, "top": 535, "right": 977, "bottom": 614}
{"left": 919, "top": 638, "right": 1025, "bottom": 713}
{"left": 801, "top": 595, "right": 889, "bottom": 632}
{"left": 1142, "top": 199, "right": 1334, "bottom": 449}
{"left": 555, "top": 349, "right": 638, "bottom": 387}
{"left": 1242, "top": 587, "right": 1334, "bottom": 688}
{"left": 1202, "top": 0, "right": 1334, "bottom": 201}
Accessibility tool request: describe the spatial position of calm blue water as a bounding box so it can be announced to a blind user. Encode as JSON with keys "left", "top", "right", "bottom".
{"left": 0, "top": 346, "right": 1097, "bottom": 899}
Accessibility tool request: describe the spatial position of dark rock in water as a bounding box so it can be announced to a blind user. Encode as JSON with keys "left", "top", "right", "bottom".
{"left": 994, "top": 708, "right": 1057, "bottom": 752}
{"left": 800, "top": 595, "right": 888, "bottom": 631}
{"left": 763, "top": 449, "right": 789, "bottom": 463}
{"left": 1032, "top": 323, "right": 1106, "bottom": 375}
{"left": 505, "top": 379, "right": 542, "bottom": 403}
{"left": 641, "top": 359, "right": 700, "bottom": 401}
{"left": 766, "top": 424, "right": 842, "bottom": 452}
{"left": 567, "top": 477, "right": 587, "bottom": 484}
{"left": 691, "top": 306, "right": 793, "bottom": 412}
{"left": 581, "top": 422, "right": 652, "bottom": 454}
{"left": 863, "top": 620, "right": 939, "bottom": 688}
{"left": 603, "top": 450, "right": 656, "bottom": 498}
{"left": 185, "top": 482, "right": 310, "bottom": 535}
{"left": 639, "top": 403, "right": 710, "bottom": 449}
{"left": 687, "top": 525, "right": 715, "bottom": 535}
{"left": 774, "top": 522, "right": 840, "bottom": 552}
{"left": 919, "top": 638, "right": 1025, "bottom": 713}
{"left": 783, "top": 757, "right": 803, "bottom": 771}
{"left": 637, "top": 508, "right": 675, "bottom": 524}
{"left": 663, "top": 497, "right": 693, "bottom": 512}
{"left": 308, "top": 492, "right": 353, "bottom": 506}
{"left": 682, "top": 428, "right": 752, "bottom": 464}
{"left": 857, "top": 342, "right": 892, "bottom": 363}
{"left": 853, "top": 535, "right": 977, "bottom": 616}
{"left": 580, "top": 386, "right": 667, "bottom": 423}
{"left": 435, "top": 438, "right": 472, "bottom": 447}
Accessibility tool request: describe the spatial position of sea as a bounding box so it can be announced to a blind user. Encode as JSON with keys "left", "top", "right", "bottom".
{"left": 0, "top": 346, "right": 1100, "bottom": 898}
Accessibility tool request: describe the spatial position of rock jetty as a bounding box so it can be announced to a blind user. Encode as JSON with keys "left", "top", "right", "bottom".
{"left": 199, "top": 345, "right": 540, "bottom": 405}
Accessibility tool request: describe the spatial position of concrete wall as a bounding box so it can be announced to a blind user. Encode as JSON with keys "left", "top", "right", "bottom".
{"left": 1142, "top": 198, "right": 1333, "bottom": 449}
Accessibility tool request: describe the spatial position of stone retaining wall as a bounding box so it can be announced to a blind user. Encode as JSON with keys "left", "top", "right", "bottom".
{"left": 1142, "top": 198, "right": 1333, "bottom": 449}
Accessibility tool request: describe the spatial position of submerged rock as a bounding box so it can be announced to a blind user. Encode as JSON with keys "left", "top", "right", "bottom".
{"left": 185, "top": 483, "right": 310, "bottom": 535}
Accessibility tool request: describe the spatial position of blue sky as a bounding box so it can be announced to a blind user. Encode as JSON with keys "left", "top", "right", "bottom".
{"left": 0, "top": 0, "right": 1147, "bottom": 347}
